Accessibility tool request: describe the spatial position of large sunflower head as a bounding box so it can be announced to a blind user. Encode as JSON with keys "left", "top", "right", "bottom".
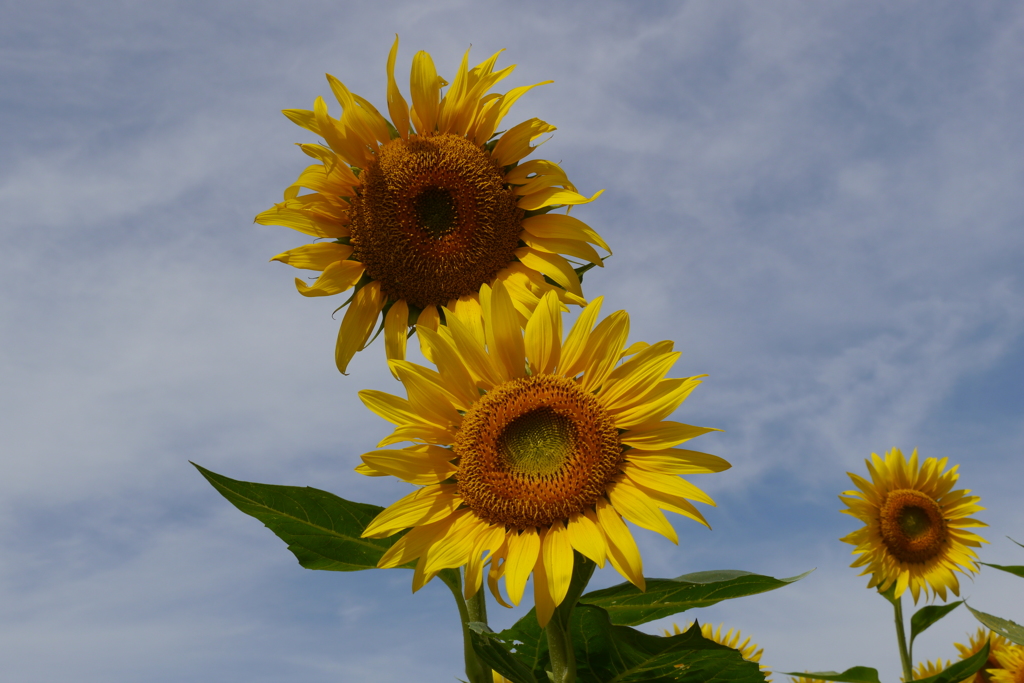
{"left": 839, "top": 448, "right": 987, "bottom": 602}
{"left": 356, "top": 284, "right": 729, "bottom": 626}
{"left": 665, "top": 622, "right": 771, "bottom": 681}
{"left": 956, "top": 628, "right": 1013, "bottom": 683}
{"left": 257, "top": 36, "right": 608, "bottom": 374}
{"left": 990, "top": 646, "right": 1024, "bottom": 683}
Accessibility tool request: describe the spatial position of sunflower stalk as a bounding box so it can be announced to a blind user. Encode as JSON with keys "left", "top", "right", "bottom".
{"left": 545, "top": 554, "right": 597, "bottom": 683}
{"left": 883, "top": 587, "right": 915, "bottom": 683}
{"left": 439, "top": 568, "right": 491, "bottom": 683}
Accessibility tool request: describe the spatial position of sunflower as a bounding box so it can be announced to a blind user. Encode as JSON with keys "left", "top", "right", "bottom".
{"left": 257, "top": 36, "right": 608, "bottom": 374}
{"left": 356, "top": 284, "right": 728, "bottom": 626}
{"left": 839, "top": 448, "right": 987, "bottom": 602}
{"left": 665, "top": 622, "right": 770, "bottom": 680}
{"left": 990, "top": 646, "right": 1024, "bottom": 683}
{"left": 955, "top": 628, "right": 1013, "bottom": 683}
{"left": 909, "top": 658, "right": 952, "bottom": 681}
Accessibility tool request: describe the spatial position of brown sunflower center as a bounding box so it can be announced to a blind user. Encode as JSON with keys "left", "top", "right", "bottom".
{"left": 349, "top": 133, "right": 523, "bottom": 309}
{"left": 879, "top": 489, "right": 948, "bottom": 564}
{"left": 454, "top": 374, "right": 622, "bottom": 529}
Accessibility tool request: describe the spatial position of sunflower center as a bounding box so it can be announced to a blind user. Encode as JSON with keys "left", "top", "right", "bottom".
{"left": 349, "top": 133, "right": 523, "bottom": 309}
{"left": 454, "top": 374, "right": 623, "bottom": 529}
{"left": 879, "top": 489, "right": 948, "bottom": 564}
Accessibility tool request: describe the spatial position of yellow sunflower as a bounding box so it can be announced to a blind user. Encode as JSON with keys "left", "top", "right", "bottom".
{"left": 839, "top": 448, "right": 987, "bottom": 602}
{"left": 356, "top": 283, "right": 728, "bottom": 626}
{"left": 990, "top": 646, "right": 1024, "bottom": 683}
{"left": 955, "top": 628, "right": 1013, "bottom": 683}
{"left": 909, "top": 658, "right": 952, "bottom": 681}
{"left": 258, "top": 36, "right": 608, "bottom": 374}
{"left": 665, "top": 622, "right": 770, "bottom": 680}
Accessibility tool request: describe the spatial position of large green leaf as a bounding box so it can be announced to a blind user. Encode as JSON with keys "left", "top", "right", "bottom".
{"left": 910, "top": 601, "right": 962, "bottom": 647}
{"left": 913, "top": 642, "right": 989, "bottom": 683}
{"left": 967, "top": 604, "right": 1024, "bottom": 646}
{"left": 193, "top": 463, "right": 406, "bottom": 571}
{"left": 775, "top": 667, "right": 880, "bottom": 683}
{"left": 472, "top": 606, "right": 765, "bottom": 683}
{"left": 981, "top": 562, "right": 1024, "bottom": 579}
{"left": 578, "top": 570, "right": 811, "bottom": 626}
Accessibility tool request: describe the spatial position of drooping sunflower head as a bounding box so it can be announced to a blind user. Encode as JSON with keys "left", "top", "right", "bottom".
{"left": 356, "top": 284, "right": 729, "bottom": 626}
{"left": 990, "top": 646, "right": 1024, "bottom": 683}
{"left": 665, "top": 622, "right": 771, "bottom": 681}
{"left": 956, "top": 628, "right": 1013, "bottom": 683}
{"left": 839, "top": 448, "right": 987, "bottom": 602}
{"left": 257, "top": 36, "right": 609, "bottom": 374}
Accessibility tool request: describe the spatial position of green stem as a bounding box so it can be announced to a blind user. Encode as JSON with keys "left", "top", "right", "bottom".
{"left": 892, "top": 594, "right": 914, "bottom": 683}
{"left": 439, "top": 568, "right": 490, "bottom": 683}
{"left": 545, "top": 553, "right": 597, "bottom": 683}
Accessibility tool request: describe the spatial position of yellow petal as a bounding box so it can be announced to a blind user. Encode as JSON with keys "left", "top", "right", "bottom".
{"left": 282, "top": 107, "right": 322, "bottom": 135}
{"left": 599, "top": 344, "right": 679, "bottom": 410}
{"left": 335, "top": 281, "right": 383, "bottom": 374}
{"left": 354, "top": 462, "right": 387, "bottom": 477}
{"left": 272, "top": 242, "right": 353, "bottom": 271}
{"left": 514, "top": 247, "right": 582, "bottom": 297}
{"left": 297, "top": 143, "right": 360, "bottom": 188}
{"left": 255, "top": 202, "right": 347, "bottom": 239}
{"left": 620, "top": 420, "right": 718, "bottom": 450}
{"left": 559, "top": 297, "right": 603, "bottom": 376}
{"left": 377, "top": 422, "right": 456, "bottom": 448}
{"left": 359, "top": 446, "right": 456, "bottom": 485}
{"left": 385, "top": 36, "right": 410, "bottom": 138}
{"left": 533, "top": 548, "right": 555, "bottom": 628}
{"left": 480, "top": 281, "right": 526, "bottom": 382}
{"left": 422, "top": 509, "right": 483, "bottom": 575}
{"left": 579, "top": 310, "right": 630, "bottom": 393}
{"left": 361, "top": 484, "right": 461, "bottom": 539}
{"left": 444, "top": 304, "right": 503, "bottom": 387}
{"left": 384, "top": 299, "right": 410, "bottom": 372}
{"left": 325, "top": 74, "right": 380, "bottom": 152}
{"left": 378, "top": 517, "right": 453, "bottom": 568}
{"left": 623, "top": 472, "right": 711, "bottom": 529}
{"left": 624, "top": 448, "right": 731, "bottom": 475}
{"left": 465, "top": 524, "right": 506, "bottom": 600}
{"left": 410, "top": 50, "right": 442, "bottom": 134}
{"left": 415, "top": 304, "right": 441, "bottom": 362}
{"left": 566, "top": 512, "right": 607, "bottom": 568}
{"left": 504, "top": 527, "right": 540, "bottom": 606}
{"left": 596, "top": 498, "right": 645, "bottom": 591}
{"left": 521, "top": 213, "right": 610, "bottom": 252}
{"left": 517, "top": 188, "right": 604, "bottom": 212}
{"left": 542, "top": 520, "right": 574, "bottom": 608}
{"left": 416, "top": 326, "right": 479, "bottom": 411}
{"left": 313, "top": 96, "right": 364, "bottom": 167}
{"left": 294, "top": 259, "right": 365, "bottom": 297}
{"left": 487, "top": 541, "right": 513, "bottom": 609}
{"left": 436, "top": 47, "right": 471, "bottom": 134}
{"left": 524, "top": 290, "right": 562, "bottom": 375}
{"left": 521, "top": 233, "right": 604, "bottom": 266}
{"left": 391, "top": 360, "right": 463, "bottom": 429}
{"left": 607, "top": 479, "right": 678, "bottom": 544}
{"left": 491, "top": 118, "right": 557, "bottom": 167}
{"left": 358, "top": 389, "right": 420, "bottom": 425}
{"left": 606, "top": 377, "right": 703, "bottom": 428}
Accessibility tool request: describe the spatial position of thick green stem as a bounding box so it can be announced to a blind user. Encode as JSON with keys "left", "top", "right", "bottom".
{"left": 439, "top": 568, "right": 490, "bottom": 683}
{"left": 545, "top": 554, "right": 597, "bottom": 683}
{"left": 892, "top": 594, "right": 914, "bottom": 683}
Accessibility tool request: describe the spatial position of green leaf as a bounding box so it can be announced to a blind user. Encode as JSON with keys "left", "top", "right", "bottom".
{"left": 981, "top": 562, "right": 1024, "bottom": 579}
{"left": 775, "top": 667, "right": 880, "bottom": 683}
{"left": 579, "top": 569, "right": 812, "bottom": 626}
{"left": 1009, "top": 537, "right": 1023, "bottom": 550}
{"left": 192, "top": 463, "right": 406, "bottom": 571}
{"left": 967, "top": 604, "right": 1024, "bottom": 646}
{"left": 913, "top": 641, "right": 989, "bottom": 683}
{"left": 910, "top": 601, "right": 962, "bottom": 647}
{"left": 472, "top": 606, "right": 765, "bottom": 683}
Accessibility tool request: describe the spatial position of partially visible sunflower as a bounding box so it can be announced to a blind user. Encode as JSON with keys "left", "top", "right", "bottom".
{"left": 665, "top": 622, "right": 770, "bottom": 681}
{"left": 955, "top": 628, "right": 1013, "bottom": 683}
{"left": 839, "top": 448, "right": 987, "bottom": 602}
{"left": 356, "top": 284, "right": 728, "bottom": 626}
{"left": 791, "top": 677, "right": 826, "bottom": 683}
{"left": 258, "top": 36, "right": 608, "bottom": 374}
{"left": 909, "top": 658, "right": 952, "bottom": 681}
{"left": 990, "top": 645, "right": 1024, "bottom": 683}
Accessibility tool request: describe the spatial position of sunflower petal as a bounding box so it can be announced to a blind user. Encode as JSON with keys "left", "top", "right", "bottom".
{"left": 524, "top": 290, "right": 562, "bottom": 375}
{"left": 541, "top": 520, "right": 574, "bottom": 608}
{"left": 335, "top": 281, "right": 383, "bottom": 374}
{"left": 607, "top": 479, "right": 678, "bottom": 544}
{"left": 521, "top": 212, "right": 610, "bottom": 252}
{"left": 559, "top": 297, "right": 603, "bottom": 376}
{"left": 359, "top": 446, "right": 456, "bottom": 485}
{"left": 480, "top": 281, "right": 526, "bottom": 382}
{"left": 492, "top": 118, "right": 556, "bottom": 167}
{"left": 272, "top": 243, "right": 353, "bottom": 272}
{"left": 384, "top": 299, "right": 410, "bottom": 370}
{"left": 361, "top": 484, "right": 461, "bottom": 539}
{"left": 567, "top": 511, "right": 607, "bottom": 568}
{"left": 410, "top": 51, "right": 442, "bottom": 134}
{"left": 514, "top": 247, "right": 583, "bottom": 297}
{"left": 504, "top": 528, "right": 541, "bottom": 606}
{"left": 595, "top": 498, "right": 645, "bottom": 591}
{"left": 620, "top": 420, "right": 718, "bottom": 450}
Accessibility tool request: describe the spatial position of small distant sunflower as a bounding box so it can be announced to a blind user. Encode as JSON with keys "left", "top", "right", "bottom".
{"left": 666, "top": 622, "right": 770, "bottom": 680}
{"left": 956, "top": 628, "right": 1012, "bottom": 683}
{"left": 791, "top": 677, "right": 826, "bottom": 683}
{"left": 990, "top": 645, "right": 1024, "bottom": 683}
{"left": 909, "top": 658, "right": 952, "bottom": 681}
{"left": 356, "top": 284, "right": 728, "bottom": 626}
{"left": 839, "top": 448, "right": 987, "bottom": 602}
{"left": 258, "top": 36, "right": 608, "bottom": 374}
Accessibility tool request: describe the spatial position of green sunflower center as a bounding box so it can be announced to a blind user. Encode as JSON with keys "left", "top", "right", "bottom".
{"left": 879, "top": 489, "right": 948, "bottom": 564}
{"left": 454, "top": 374, "right": 623, "bottom": 529}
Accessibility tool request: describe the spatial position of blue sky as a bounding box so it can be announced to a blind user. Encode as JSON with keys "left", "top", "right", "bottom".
{"left": 2, "top": 2, "right": 1023, "bottom": 681}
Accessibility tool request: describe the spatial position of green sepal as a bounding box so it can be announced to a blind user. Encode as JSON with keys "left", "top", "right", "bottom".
{"left": 910, "top": 601, "right": 963, "bottom": 647}
{"left": 913, "top": 641, "right": 989, "bottom": 683}
{"left": 981, "top": 562, "right": 1024, "bottom": 579}
{"left": 192, "top": 463, "right": 408, "bottom": 571}
{"left": 967, "top": 604, "right": 1024, "bottom": 646}
{"left": 578, "top": 569, "right": 812, "bottom": 626}
{"left": 776, "top": 667, "right": 881, "bottom": 683}
{"left": 471, "top": 606, "right": 765, "bottom": 683}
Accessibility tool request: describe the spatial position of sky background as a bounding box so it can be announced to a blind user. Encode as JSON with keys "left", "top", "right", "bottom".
{"left": 2, "top": 1, "right": 1023, "bottom": 681}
